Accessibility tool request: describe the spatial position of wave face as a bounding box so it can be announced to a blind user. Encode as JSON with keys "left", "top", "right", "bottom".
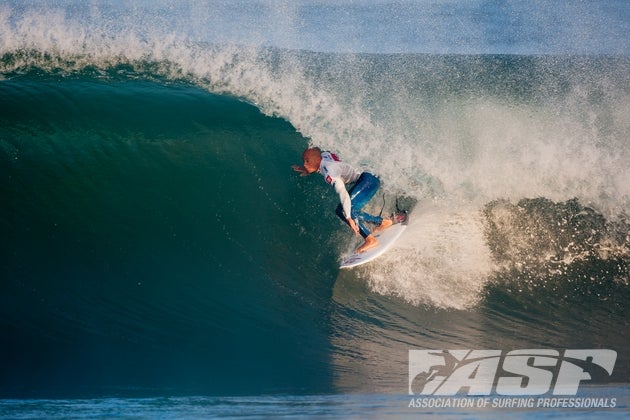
{"left": 1, "top": 1, "right": 629, "bottom": 398}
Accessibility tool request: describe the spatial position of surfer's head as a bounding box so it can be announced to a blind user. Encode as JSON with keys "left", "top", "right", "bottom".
{"left": 302, "top": 147, "right": 322, "bottom": 174}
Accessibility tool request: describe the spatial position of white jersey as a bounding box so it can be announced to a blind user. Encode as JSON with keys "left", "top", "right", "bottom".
{"left": 319, "top": 151, "right": 360, "bottom": 185}
{"left": 318, "top": 151, "right": 360, "bottom": 219}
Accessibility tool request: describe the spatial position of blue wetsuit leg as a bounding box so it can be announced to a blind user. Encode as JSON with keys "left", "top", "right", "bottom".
{"left": 335, "top": 172, "right": 382, "bottom": 238}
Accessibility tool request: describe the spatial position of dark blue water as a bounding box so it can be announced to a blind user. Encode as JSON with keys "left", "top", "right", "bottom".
{"left": 1, "top": 1, "right": 629, "bottom": 417}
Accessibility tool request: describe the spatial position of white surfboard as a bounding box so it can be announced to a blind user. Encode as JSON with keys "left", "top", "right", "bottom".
{"left": 339, "top": 223, "right": 407, "bottom": 269}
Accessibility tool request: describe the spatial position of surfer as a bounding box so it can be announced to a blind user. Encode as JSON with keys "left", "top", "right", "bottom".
{"left": 292, "top": 147, "right": 393, "bottom": 253}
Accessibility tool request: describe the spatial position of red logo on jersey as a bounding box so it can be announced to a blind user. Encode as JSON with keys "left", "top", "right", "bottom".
{"left": 325, "top": 175, "right": 333, "bottom": 184}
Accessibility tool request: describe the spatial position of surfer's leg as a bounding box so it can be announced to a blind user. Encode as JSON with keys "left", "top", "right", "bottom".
{"left": 349, "top": 173, "right": 382, "bottom": 227}
{"left": 337, "top": 172, "right": 380, "bottom": 238}
{"left": 354, "top": 210, "right": 382, "bottom": 226}
{"left": 351, "top": 173, "right": 383, "bottom": 252}
{"left": 352, "top": 213, "right": 380, "bottom": 253}
{"left": 354, "top": 217, "right": 372, "bottom": 239}
{"left": 373, "top": 218, "right": 393, "bottom": 233}
{"left": 341, "top": 172, "right": 391, "bottom": 252}
{"left": 356, "top": 233, "right": 378, "bottom": 253}
{"left": 348, "top": 173, "right": 380, "bottom": 211}
{"left": 336, "top": 203, "right": 372, "bottom": 239}
{"left": 335, "top": 203, "right": 360, "bottom": 235}
{"left": 349, "top": 172, "right": 393, "bottom": 234}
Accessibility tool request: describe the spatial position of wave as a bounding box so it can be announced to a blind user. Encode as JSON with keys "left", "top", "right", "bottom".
{"left": 0, "top": 77, "right": 338, "bottom": 397}
{"left": 2, "top": 4, "right": 630, "bottom": 310}
{"left": 1, "top": 2, "right": 630, "bottom": 397}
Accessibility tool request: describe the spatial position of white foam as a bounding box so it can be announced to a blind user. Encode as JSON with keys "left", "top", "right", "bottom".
{"left": 349, "top": 202, "right": 494, "bottom": 310}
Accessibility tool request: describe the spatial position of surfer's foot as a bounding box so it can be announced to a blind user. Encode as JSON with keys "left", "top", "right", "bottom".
{"left": 373, "top": 218, "right": 393, "bottom": 233}
{"left": 357, "top": 235, "right": 379, "bottom": 253}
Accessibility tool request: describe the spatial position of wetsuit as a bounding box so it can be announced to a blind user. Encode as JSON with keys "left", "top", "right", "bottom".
{"left": 318, "top": 151, "right": 383, "bottom": 238}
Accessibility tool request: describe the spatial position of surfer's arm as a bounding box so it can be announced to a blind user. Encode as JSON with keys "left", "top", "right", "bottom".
{"left": 291, "top": 165, "right": 310, "bottom": 176}
{"left": 332, "top": 177, "right": 351, "bottom": 217}
{"left": 332, "top": 177, "right": 359, "bottom": 235}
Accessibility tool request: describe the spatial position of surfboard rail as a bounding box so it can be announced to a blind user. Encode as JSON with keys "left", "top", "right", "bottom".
{"left": 339, "top": 222, "right": 407, "bottom": 269}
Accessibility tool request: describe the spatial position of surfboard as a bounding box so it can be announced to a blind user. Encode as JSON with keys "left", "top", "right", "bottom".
{"left": 339, "top": 218, "right": 407, "bottom": 269}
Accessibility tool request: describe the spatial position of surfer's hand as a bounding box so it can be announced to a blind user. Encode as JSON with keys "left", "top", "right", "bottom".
{"left": 347, "top": 218, "right": 360, "bottom": 236}
{"left": 291, "top": 165, "right": 310, "bottom": 176}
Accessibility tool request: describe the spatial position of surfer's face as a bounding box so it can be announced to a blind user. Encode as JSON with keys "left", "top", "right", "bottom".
{"left": 302, "top": 149, "right": 321, "bottom": 173}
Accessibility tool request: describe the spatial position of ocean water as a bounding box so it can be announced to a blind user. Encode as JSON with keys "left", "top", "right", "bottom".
{"left": 1, "top": 1, "right": 629, "bottom": 418}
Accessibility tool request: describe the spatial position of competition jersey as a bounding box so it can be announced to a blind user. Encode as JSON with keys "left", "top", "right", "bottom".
{"left": 318, "top": 151, "right": 360, "bottom": 219}
{"left": 319, "top": 151, "right": 360, "bottom": 186}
